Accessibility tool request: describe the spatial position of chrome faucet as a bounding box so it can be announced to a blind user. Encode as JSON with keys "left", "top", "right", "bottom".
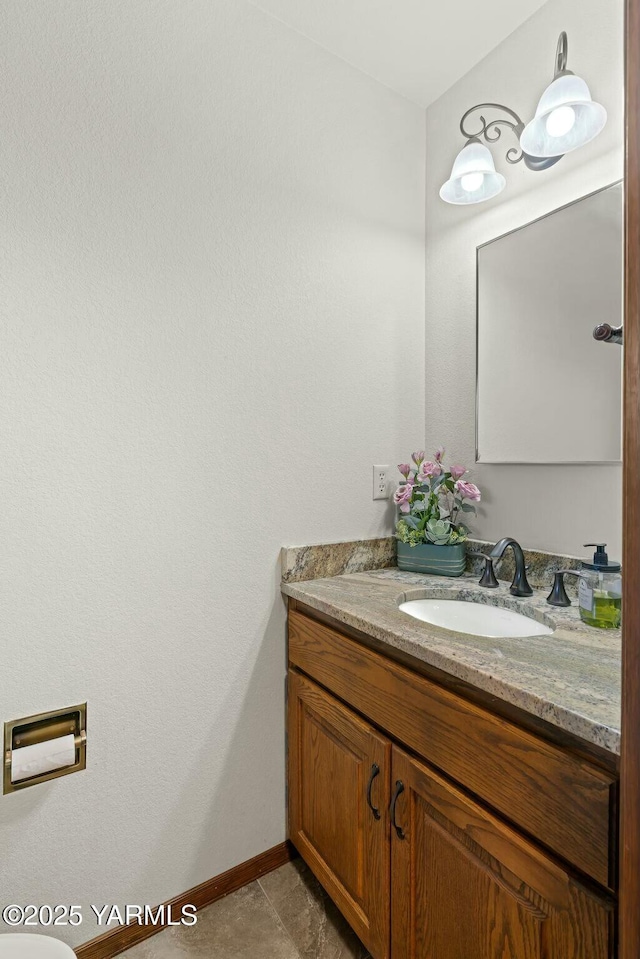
{"left": 474, "top": 537, "right": 533, "bottom": 597}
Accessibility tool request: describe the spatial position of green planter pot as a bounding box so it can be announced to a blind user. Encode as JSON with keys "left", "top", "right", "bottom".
{"left": 396, "top": 541, "right": 466, "bottom": 577}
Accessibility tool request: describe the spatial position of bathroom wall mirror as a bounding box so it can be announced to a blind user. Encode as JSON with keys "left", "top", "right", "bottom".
{"left": 476, "top": 181, "right": 623, "bottom": 464}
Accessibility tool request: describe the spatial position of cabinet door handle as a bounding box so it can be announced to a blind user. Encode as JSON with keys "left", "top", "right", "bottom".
{"left": 390, "top": 780, "right": 406, "bottom": 839}
{"left": 366, "top": 763, "right": 381, "bottom": 820}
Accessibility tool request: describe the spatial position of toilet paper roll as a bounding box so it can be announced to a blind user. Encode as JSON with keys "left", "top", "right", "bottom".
{"left": 11, "top": 734, "right": 77, "bottom": 783}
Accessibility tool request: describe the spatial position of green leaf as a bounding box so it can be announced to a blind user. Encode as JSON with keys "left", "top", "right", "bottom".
{"left": 461, "top": 503, "right": 477, "bottom": 513}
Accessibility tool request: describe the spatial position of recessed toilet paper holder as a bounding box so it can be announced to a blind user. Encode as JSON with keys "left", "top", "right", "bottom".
{"left": 3, "top": 703, "right": 87, "bottom": 795}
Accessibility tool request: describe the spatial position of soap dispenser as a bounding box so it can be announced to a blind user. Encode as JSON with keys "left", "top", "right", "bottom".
{"left": 578, "top": 544, "right": 621, "bottom": 629}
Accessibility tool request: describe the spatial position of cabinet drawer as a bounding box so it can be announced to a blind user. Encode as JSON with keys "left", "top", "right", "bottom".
{"left": 288, "top": 608, "right": 616, "bottom": 888}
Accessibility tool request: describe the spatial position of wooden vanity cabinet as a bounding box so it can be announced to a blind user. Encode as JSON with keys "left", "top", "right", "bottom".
{"left": 287, "top": 605, "right": 618, "bottom": 959}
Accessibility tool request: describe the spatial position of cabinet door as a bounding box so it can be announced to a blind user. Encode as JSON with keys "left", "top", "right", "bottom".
{"left": 288, "top": 670, "right": 391, "bottom": 959}
{"left": 390, "top": 747, "right": 614, "bottom": 959}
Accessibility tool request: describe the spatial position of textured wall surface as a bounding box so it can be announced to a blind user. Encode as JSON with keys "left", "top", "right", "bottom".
{"left": 425, "top": 0, "right": 624, "bottom": 558}
{"left": 0, "top": 0, "right": 425, "bottom": 944}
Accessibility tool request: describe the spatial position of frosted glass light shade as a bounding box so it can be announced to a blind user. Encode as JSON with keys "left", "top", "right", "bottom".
{"left": 520, "top": 73, "right": 607, "bottom": 158}
{"left": 439, "top": 141, "right": 506, "bottom": 205}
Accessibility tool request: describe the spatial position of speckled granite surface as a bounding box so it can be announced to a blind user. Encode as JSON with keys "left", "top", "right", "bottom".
{"left": 282, "top": 536, "right": 586, "bottom": 591}
{"left": 282, "top": 568, "right": 621, "bottom": 754}
{"left": 281, "top": 538, "right": 396, "bottom": 583}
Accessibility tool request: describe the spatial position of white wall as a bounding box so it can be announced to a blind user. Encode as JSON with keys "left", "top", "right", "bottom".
{"left": 0, "top": 0, "right": 425, "bottom": 945}
{"left": 425, "top": 0, "right": 624, "bottom": 558}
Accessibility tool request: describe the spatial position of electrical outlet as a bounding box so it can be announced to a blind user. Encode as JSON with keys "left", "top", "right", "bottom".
{"left": 373, "top": 465, "right": 391, "bottom": 500}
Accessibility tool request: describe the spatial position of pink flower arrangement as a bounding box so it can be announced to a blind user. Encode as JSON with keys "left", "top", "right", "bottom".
{"left": 394, "top": 448, "right": 482, "bottom": 547}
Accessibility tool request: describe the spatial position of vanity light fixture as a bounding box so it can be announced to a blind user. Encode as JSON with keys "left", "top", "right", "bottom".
{"left": 440, "top": 33, "right": 607, "bottom": 206}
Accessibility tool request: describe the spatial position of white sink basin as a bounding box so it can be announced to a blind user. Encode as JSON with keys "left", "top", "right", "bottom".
{"left": 399, "top": 599, "right": 553, "bottom": 638}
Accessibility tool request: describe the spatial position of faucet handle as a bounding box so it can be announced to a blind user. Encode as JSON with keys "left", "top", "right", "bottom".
{"left": 546, "top": 569, "right": 581, "bottom": 607}
{"left": 469, "top": 551, "right": 499, "bottom": 589}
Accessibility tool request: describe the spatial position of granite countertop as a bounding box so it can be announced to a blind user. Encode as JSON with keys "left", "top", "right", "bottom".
{"left": 282, "top": 568, "right": 621, "bottom": 754}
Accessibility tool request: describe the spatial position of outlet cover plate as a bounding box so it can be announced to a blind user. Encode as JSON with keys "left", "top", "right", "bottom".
{"left": 373, "top": 465, "right": 391, "bottom": 500}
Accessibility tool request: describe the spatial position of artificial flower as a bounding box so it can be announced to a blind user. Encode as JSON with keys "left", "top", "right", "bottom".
{"left": 454, "top": 480, "right": 481, "bottom": 502}
{"left": 417, "top": 461, "right": 441, "bottom": 481}
{"left": 393, "top": 483, "right": 413, "bottom": 513}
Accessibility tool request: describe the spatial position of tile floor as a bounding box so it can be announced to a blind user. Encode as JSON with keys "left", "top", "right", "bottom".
{"left": 117, "top": 858, "right": 370, "bottom": 959}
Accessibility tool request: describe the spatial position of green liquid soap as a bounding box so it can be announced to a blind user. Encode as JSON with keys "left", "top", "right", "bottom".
{"left": 579, "top": 591, "right": 622, "bottom": 629}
